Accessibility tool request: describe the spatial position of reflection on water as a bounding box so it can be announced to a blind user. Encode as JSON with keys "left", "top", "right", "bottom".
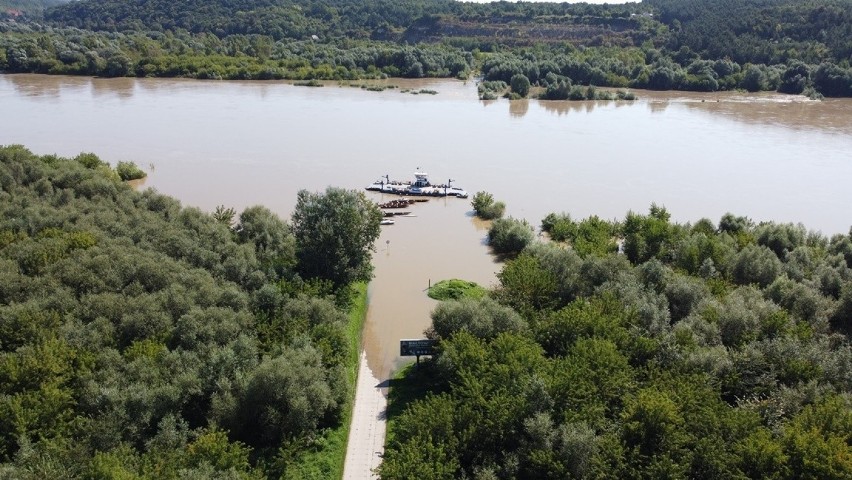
{"left": 92, "top": 77, "right": 137, "bottom": 99}
{"left": 509, "top": 98, "right": 530, "bottom": 118}
{"left": 3, "top": 73, "right": 852, "bottom": 381}
{"left": 539, "top": 99, "right": 602, "bottom": 116}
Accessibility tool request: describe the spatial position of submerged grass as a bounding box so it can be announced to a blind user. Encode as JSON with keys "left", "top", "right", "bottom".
{"left": 427, "top": 278, "right": 487, "bottom": 301}
{"left": 282, "top": 282, "right": 368, "bottom": 479}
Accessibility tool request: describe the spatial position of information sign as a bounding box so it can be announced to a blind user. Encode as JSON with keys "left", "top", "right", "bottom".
{"left": 400, "top": 339, "right": 437, "bottom": 357}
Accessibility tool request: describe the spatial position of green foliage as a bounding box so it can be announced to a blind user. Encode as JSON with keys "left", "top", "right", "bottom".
{"left": 0, "top": 146, "right": 371, "bottom": 476}
{"left": 115, "top": 161, "right": 146, "bottom": 181}
{"left": 470, "top": 191, "right": 504, "bottom": 220}
{"left": 509, "top": 73, "right": 530, "bottom": 98}
{"left": 487, "top": 217, "right": 535, "bottom": 256}
{"left": 427, "top": 279, "right": 487, "bottom": 301}
{"left": 216, "top": 344, "right": 342, "bottom": 448}
{"left": 237, "top": 204, "right": 296, "bottom": 276}
{"left": 1, "top": 0, "right": 850, "bottom": 96}
{"left": 731, "top": 244, "right": 783, "bottom": 287}
{"left": 387, "top": 197, "right": 852, "bottom": 479}
{"left": 623, "top": 204, "right": 680, "bottom": 264}
{"left": 212, "top": 205, "right": 236, "bottom": 228}
{"left": 495, "top": 252, "right": 559, "bottom": 315}
{"left": 541, "top": 212, "right": 575, "bottom": 242}
{"left": 291, "top": 187, "right": 381, "bottom": 289}
{"left": 429, "top": 297, "right": 526, "bottom": 342}
{"left": 543, "top": 213, "right": 618, "bottom": 257}
{"left": 477, "top": 80, "right": 508, "bottom": 100}
{"left": 648, "top": 0, "right": 852, "bottom": 67}
{"left": 782, "top": 396, "right": 852, "bottom": 478}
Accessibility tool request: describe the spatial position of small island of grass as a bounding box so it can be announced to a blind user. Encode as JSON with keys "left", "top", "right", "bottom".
{"left": 427, "top": 279, "right": 487, "bottom": 301}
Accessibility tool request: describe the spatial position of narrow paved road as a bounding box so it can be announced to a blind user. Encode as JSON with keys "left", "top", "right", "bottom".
{"left": 342, "top": 350, "right": 387, "bottom": 479}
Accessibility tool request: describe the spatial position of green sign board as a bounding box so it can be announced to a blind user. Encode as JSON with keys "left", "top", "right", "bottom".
{"left": 400, "top": 339, "right": 436, "bottom": 357}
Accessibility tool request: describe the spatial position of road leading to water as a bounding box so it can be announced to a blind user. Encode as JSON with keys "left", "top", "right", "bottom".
{"left": 343, "top": 195, "right": 501, "bottom": 479}
{"left": 342, "top": 351, "right": 386, "bottom": 479}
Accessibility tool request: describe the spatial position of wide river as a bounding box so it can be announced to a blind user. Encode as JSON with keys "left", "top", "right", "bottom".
{"left": 2, "top": 74, "right": 851, "bottom": 377}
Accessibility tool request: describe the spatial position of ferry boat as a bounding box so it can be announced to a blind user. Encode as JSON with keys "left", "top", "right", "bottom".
{"left": 366, "top": 170, "right": 468, "bottom": 198}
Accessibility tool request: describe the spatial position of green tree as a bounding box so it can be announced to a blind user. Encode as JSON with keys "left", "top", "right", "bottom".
{"left": 291, "top": 187, "right": 381, "bottom": 289}
{"left": 731, "top": 244, "right": 782, "bottom": 287}
{"left": 471, "top": 191, "right": 505, "bottom": 220}
{"left": 510, "top": 73, "right": 531, "bottom": 97}
{"left": 622, "top": 204, "right": 679, "bottom": 264}
{"left": 488, "top": 217, "right": 535, "bottom": 256}
{"left": 429, "top": 296, "right": 527, "bottom": 341}
{"left": 495, "top": 252, "right": 558, "bottom": 313}
{"left": 217, "top": 345, "right": 342, "bottom": 448}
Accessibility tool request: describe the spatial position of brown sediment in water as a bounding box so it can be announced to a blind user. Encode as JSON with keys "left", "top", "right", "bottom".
{"left": 361, "top": 193, "right": 498, "bottom": 380}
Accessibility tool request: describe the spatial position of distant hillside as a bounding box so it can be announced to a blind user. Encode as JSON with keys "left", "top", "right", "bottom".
{"left": 43, "top": 0, "right": 656, "bottom": 45}
{"left": 645, "top": 0, "right": 852, "bottom": 64}
{"left": 6, "top": 0, "right": 851, "bottom": 96}
{"left": 44, "top": 0, "right": 459, "bottom": 41}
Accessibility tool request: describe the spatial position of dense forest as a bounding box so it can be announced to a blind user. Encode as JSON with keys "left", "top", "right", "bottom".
{"left": 0, "top": 145, "right": 381, "bottom": 478}
{"left": 381, "top": 207, "right": 852, "bottom": 479}
{"left": 1, "top": 0, "right": 851, "bottom": 96}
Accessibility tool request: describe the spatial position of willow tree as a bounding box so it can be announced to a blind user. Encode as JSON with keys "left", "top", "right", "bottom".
{"left": 291, "top": 187, "right": 382, "bottom": 289}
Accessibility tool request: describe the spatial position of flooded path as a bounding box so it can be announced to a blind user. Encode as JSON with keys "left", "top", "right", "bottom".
{"left": 362, "top": 193, "right": 499, "bottom": 377}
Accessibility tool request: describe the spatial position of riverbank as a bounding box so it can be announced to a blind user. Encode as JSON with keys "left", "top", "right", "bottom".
{"left": 283, "top": 283, "right": 369, "bottom": 479}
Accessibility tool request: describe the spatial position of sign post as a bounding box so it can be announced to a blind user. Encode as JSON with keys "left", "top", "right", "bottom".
{"left": 400, "top": 339, "right": 437, "bottom": 365}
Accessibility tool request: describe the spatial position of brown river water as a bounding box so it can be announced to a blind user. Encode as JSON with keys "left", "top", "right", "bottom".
{"left": 2, "top": 74, "right": 851, "bottom": 378}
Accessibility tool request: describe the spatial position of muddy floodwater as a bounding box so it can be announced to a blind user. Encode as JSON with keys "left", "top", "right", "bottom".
{"left": 2, "top": 74, "right": 851, "bottom": 378}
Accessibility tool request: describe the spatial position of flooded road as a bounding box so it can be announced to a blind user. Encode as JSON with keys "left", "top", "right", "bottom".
{"left": 2, "top": 74, "right": 852, "bottom": 378}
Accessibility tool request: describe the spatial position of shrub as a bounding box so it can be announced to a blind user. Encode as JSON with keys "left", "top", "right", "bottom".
{"left": 731, "top": 245, "right": 782, "bottom": 287}
{"left": 471, "top": 191, "right": 505, "bottom": 220}
{"left": 427, "top": 279, "right": 487, "bottom": 301}
{"left": 488, "top": 217, "right": 535, "bottom": 255}
{"left": 115, "top": 161, "right": 146, "bottom": 181}
{"left": 541, "top": 212, "right": 575, "bottom": 242}
{"left": 429, "top": 297, "right": 526, "bottom": 340}
{"left": 510, "top": 73, "right": 531, "bottom": 97}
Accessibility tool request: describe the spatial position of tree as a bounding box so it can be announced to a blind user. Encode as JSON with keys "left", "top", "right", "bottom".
{"left": 471, "top": 191, "right": 505, "bottom": 220}
{"left": 622, "top": 204, "right": 678, "bottom": 264}
{"left": 217, "top": 345, "right": 342, "bottom": 448}
{"left": 495, "top": 253, "right": 558, "bottom": 313}
{"left": 813, "top": 62, "right": 852, "bottom": 97}
{"left": 488, "top": 217, "right": 535, "bottom": 256}
{"left": 510, "top": 73, "right": 531, "bottom": 97}
{"left": 237, "top": 205, "right": 295, "bottom": 276}
{"left": 731, "top": 244, "right": 782, "bottom": 287}
{"left": 429, "top": 296, "right": 527, "bottom": 341}
{"left": 779, "top": 60, "right": 810, "bottom": 94}
{"left": 291, "top": 187, "right": 381, "bottom": 289}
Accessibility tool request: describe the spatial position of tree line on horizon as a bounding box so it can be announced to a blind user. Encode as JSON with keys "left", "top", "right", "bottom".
{"left": 1, "top": 0, "right": 851, "bottom": 97}
{"left": 381, "top": 204, "right": 852, "bottom": 479}
{"left": 0, "top": 145, "right": 381, "bottom": 478}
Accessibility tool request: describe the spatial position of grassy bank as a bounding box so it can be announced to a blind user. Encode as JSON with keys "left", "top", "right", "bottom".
{"left": 282, "top": 282, "right": 368, "bottom": 479}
